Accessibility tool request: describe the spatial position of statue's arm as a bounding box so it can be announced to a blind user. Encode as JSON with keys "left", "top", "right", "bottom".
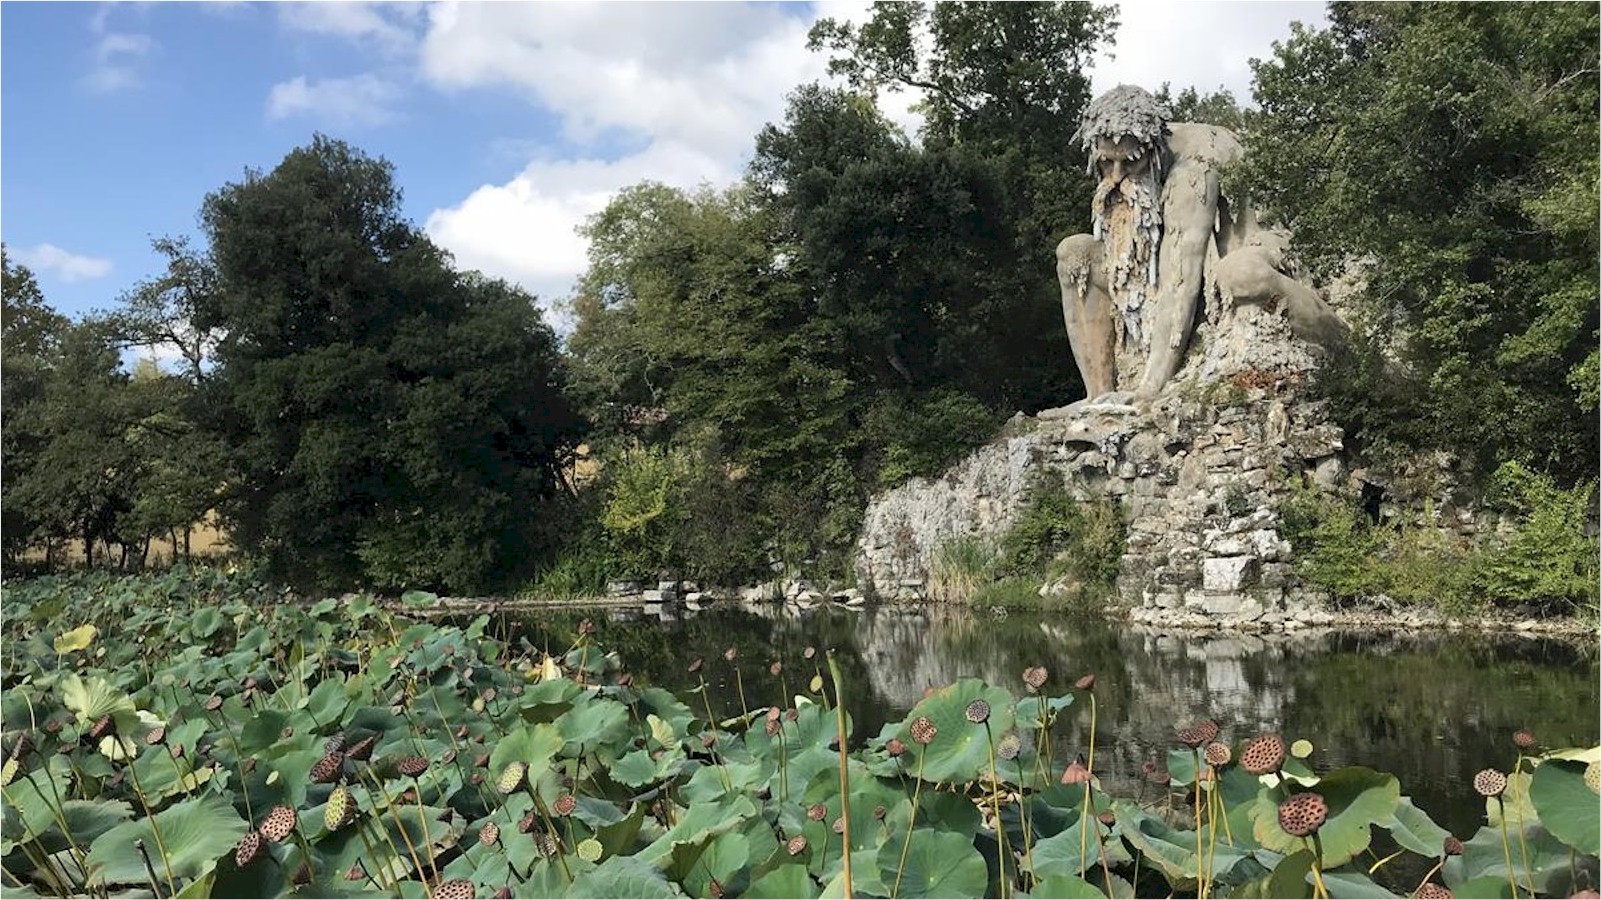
{"left": 1138, "top": 157, "right": 1220, "bottom": 395}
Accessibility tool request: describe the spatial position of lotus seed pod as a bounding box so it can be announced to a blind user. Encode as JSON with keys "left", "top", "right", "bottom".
{"left": 1204, "top": 742, "right": 1232, "bottom": 768}
{"left": 345, "top": 860, "right": 368, "bottom": 882}
{"left": 234, "top": 830, "right": 264, "bottom": 867}
{"left": 259, "top": 805, "right": 298, "bottom": 843}
{"left": 324, "top": 732, "right": 347, "bottom": 754}
{"left": 803, "top": 646, "right": 817, "bottom": 660}
{"left": 1290, "top": 738, "right": 1314, "bottom": 759}
{"left": 786, "top": 835, "right": 808, "bottom": 856}
{"left": 886, "top": 738, "right": 906, "bottom": 758}
{"left": 517, "top": 813, "right": 538, "bottom": 834}
{"left": 807, "top": 803, "right": 827, "bottom": 822}
{"left": 1585, "top": 761, "right": 1600, "bottom": 796}
{"left": 1060, "top": 757, "right": 1092, "bottom": 785}
{"left": 1175, "top": 726, "right": 1204, "bottom": 749}
{"left": 1141, "top": 760, "right": 1158, "bottom": 775}
{"left": 1570, "top": 892, "right": 1601, "bottom": 899}
{"left": 701, "top": 733, "right": 717, "bottom": 749}
{"left": 723, "top": 647, "right": 737, "bottom": 662}
{"left": 1195, "top": 720, "right": 1220, "bottom": 743}
{"left": 492, "top": 888, "right": 513, "bottom": 899}
{"left": 1074, "top": 673, "right": 1097, "bottom": 691}
{"left": 770, "top": 661, "right": 783, "bottom": 676}
{"left": 1240, "top": 734, "right": 1287, "bottom": 775}
{"left": 688, "top": 658, "right": 704, "bottom": 675}
{"left": 534, "top": 831, "right": 558, "bottom": 858}
{"left": 1, "top": 758, "right": 18, "bottom": 786}
{"left": 909, "top": 717, "right": 938, "bottom": 745}
{"left": 998, "top": 733, "right": 1022, "bottom": 761}
{"left": 578, "top": 618, "right": 596, "bottom": 635}
{"left": 204, "top": 695, "right": 224, "bottom": 712}
{"left": 1416, "top": 884, "right": 1453, "bottom": 900}
{"left": 1277, "top": 792, "right": 1328, "bottom": 837}
{"left": 1472, "top": 768, "right": 1508, "bottom": 798}
{"left": 88, "top": 715, "right": 116, "bottom": 742}
{"left": 435, "top": 879, "right": 476, "bottom": 899}
{"left": 396, "top": 756, "right": 429, "bottom": 778}
{"left": 145, "top": 727, "right": 166, "bottom": 746}
{"left": 324, "top": 784, "right": 354, "bottom": 831}
{"left": 577, "top": 839, "right": 603, "bottom": 862}
{"left": 496, "top": 755, "right": 528, "bottom": 791}
{"left": 11, "top": 732, "right": 36, "bottom": 759}
{"left": 832, "top": 817, "right": 845, "bottom": 835}
{"left": 553, "top": 794, "right": 577, "bottom": 817}
{"left": 347, "top": 734, "right": 378, "bottom": 762}
{"left": 310, "top": 751, "right": 345, "bottom": 785}
{"left": 241, "top": 757, "right": 257, "bottom": 776}
{"left": 1512, "top": 730, "right": 1535, "bottom": 751}
{"left": 764, "top": 719, "right": 780, "bottom": 737}
{"left": 965, "top": 699, "right": 991, "bottom": 724}
{"left": 1022, "top": 666, "right": 1049, "bottom": 692}
{"left": 1443, "top": 835, "right": 1464, "bottom": 856}
{"left": 786, "top": 708, "right": 798, "bottom": 722}
{"left": 874, "top": 804, "right": 888, "bottom": 820}
{"left": 479, "top": 822, "right": 500, "bottom": 846}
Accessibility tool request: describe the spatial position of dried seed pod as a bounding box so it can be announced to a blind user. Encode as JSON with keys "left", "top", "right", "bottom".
{"left": 1074, "top": 673, "right": 1097, "bottom": 691}
{"left": 533, "top": 831, "right": 559, "bottom": 858}
{"left": 241, "top": 757, "right": 258, "bottom": 776}
{"left": 144, "top": 727, "right": 166, "bottom": 746}
{"left": 886, "top": 738, "right": 906, "bottom": 758}
{"left": 1277, "top": 792, "right": 1328, "bottom": 837}
{"left": 807, "top": 803, "right": 827, "bottom": 822}
{"left": 577, "top": 618, "right": 596, "bottom": 635}
{"left": 786, "top": 835, "right": 808, "bottom": 856}
{"left": 259, "top": 805, "right": 298, "bottom": 843}
{"left": 964, "top": 699, "right": 991, "bottom": 724}
{"left": 1060, "top": 756, "right": 1092, "bottom": 785}
{"left": 1, "top": 758, "right": 19, "bottom": 787}
{"left": 1098, "top": 810, "right": 1117, "bottom": 827}
{"left": 909, "top": 717, "right": 938, "bottom": 745}
{"left": 1585, "top": 761, "right": 1600, "bottom": 796}
{"left": 347, "top": 734, "right": 378, "bottom": 762}
{"left": 997, "top": 733, "right": 1022, "bottom": 761}
{"left": 553, "top": 794, "right": 577, "bottom": 817}
{"left": 770, "top": 661, "right": 783, "bottom": 676}
{"left": 1204, "top": 742, "right": 1232, "bottom": 768}
{"left": 1415, "top": 884, "right": 1453, "bottom": 900}
{"left": 396, "top": 756, "right": 429, "bottom": 778}
{"left": 1175, "top": 726, "right": 1204, "bottom": 749}
{"left": 345, "top": 860, "right": 368, "bottom": 882}
{"left": 723, "top": 647, "right": 737, "bottom": 662}
{"left": 479, "top": 822, "right": 500, "bottom": 846}
{"left": 764, "top": 718, "right": 780, "bottom": 737}
{"left": 1513, "top": 730, "right": 1536, "bottom": 751}
{"left": 492, "top": 888, "right": 512, "bottom": 899}
{"left": 1472, "top": 768, "right": 1508, "bottom": 798}
{"left": 688, "top": 658, "right": 704, "bottom": 675}
{"left": 1240, "top": 734, "right": 1286, "bottom": 775}
{"left": 831, "top": 817, "right": 845, "bottom": 835}
{"left": 310, "top": 751, "right": 345, "bottom": 785}
{"left": 88, "top": 715, "right": 116, "bottom": 742}
{"left": 324, "top": 732, "right": 348, "bottom": 754}
{"left": 701, "top": 733, "right": 717, "bottom": 749}
{"left": 234, "top": 830, "right": 264, "bottom": 867}
{"left": 435, "top": 879, "right": 477, "bottom": 899}
{"left": 874, "top": 804, "right": 888, "bottom": 820}
{"left": 517, "top": 813, "right": 538, "bottom": 834}
{"left": 1443, "top": 835, "right": 1464, "bottom": 856}
{"left": 204, "top": 695, "right": 224, "bottom": 712}
{"left": 1022, "top": 666, "right": 1049, "bottom": 692}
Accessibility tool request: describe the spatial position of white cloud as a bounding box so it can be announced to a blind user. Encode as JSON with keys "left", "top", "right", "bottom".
{"left": 421, "top": 1, "right": 1326, "bottom": 325}
{"left": 85, "top": 29, "right": 156, "bottom": 93}
{"left": 277, "top": 2, "right": 422, "bottom": 53}
{"left": 13, "top": 243, "right": 113, "bottom": 283}
{"left": 266, "top": 73, "right": 402, "bottom": 127}
{"left": 1091, "top": 1, "right": 1328, "bottom": 100}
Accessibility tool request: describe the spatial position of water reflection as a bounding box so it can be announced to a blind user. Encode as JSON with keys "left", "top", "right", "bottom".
{"left": 496, "top": 601, "right": 1599, "bottom": 841}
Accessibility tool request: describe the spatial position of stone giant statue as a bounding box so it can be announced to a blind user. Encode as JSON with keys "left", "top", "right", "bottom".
{"left": 1056, "top": 85, "right": 1346, "bottom": 401}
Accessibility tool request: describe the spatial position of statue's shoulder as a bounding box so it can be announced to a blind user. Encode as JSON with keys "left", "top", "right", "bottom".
{"left": 1166, "top": 122, "right": 1243, "bottom": 168}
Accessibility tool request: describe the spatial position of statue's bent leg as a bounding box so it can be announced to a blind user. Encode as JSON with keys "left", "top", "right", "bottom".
{"left": 1056, "top": 234, "right": 1117, "bottom": 399}
{"left": 1214, "top": 249, "right": 1350, "bottom": 348}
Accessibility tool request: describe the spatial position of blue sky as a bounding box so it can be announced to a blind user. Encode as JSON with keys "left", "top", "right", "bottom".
{"left": 2, "top": 1, "right": 1325, "bottom": 328}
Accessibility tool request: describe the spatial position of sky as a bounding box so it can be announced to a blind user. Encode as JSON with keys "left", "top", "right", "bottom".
{"left": 1, "top": 1, "right": 1328, "bottom": 329}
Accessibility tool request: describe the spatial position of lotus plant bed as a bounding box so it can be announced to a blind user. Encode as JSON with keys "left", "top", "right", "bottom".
{"left": 2, "top": 569, "right": 1597, "bottom": 899}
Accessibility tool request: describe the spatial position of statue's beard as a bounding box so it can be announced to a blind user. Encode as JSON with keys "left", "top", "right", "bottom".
{"left": 1091, "top": 170, "right": 1162, "bottom": 351}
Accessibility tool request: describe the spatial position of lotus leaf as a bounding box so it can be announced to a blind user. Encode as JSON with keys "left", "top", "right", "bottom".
{"left": 639, "top": 795, "right": 758, "bottom": 866}
{"left": 84, "top": 795, "right": 248, "bottom": 887}
{"left": 1442, "top": 821, "right": 1578, "bottom": 894}
{"left": 895, "top": 679, "right": 1016, "bottom": 784}
{"left": 1031, "top": 873, "right": 1108, "bottom": 898}
{"left": 569, "top": 854, "right": 686, "bottom": 898}
{"left": 1030, "top": 812, "right": 1129, "bottom": 877}
{"left": 879, "top": 828, "right": 988, "bottom": 899}
{"left": 559, "top": 696, "right": 631, "bottom": 756}
{"left": 58, "top": 674, "right": 140, "bottom": 738}
{"left": 52, "top": 625, "right": 97, "bottom": 655}
{"left": 31, "top": 799, "right": 134, "bottom": 855}
{"left": 1528, "top": 757, "right": 1598, "bottom": 855}
{"left": 1380, "top": 796, "right": 1451, "bottom": 859}
{"left": 1249, "top": 766, "right": 1399, "bottom": 868}
{"left": 1117, "top": 802, "right": 1251, "bottom": 886}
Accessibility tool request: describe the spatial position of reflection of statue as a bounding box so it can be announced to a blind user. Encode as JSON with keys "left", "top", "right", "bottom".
{"left": 1056, "top": 85, "right": 1346, "bottom": 401}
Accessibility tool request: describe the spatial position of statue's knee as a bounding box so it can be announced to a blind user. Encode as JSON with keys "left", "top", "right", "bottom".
{"left": 1213, "top": 250, "right": 1277, "bottom": 304}
{"left": 1056, "top": 233, "right": 1098, "bottom": 269}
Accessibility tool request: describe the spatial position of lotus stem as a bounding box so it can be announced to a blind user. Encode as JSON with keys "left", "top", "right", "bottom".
{"left": 354, "top": 814, "right": 397, "bottom": 892}
{"left": 1191, "top": 748, "right": 1205, "bottom": 899}
{"left": 360, "top": 766, "right": 428, "bottom": 884}
{"left": 733, "top": 666, "right": 750, "bottom": 721}
{"left": 16, "top": 771, "right": 91, "bottom": 888}
{"left": 1510, "top": 759, "right": 1533, "bottom": 891}
{"left": 1307, "top": 834, "right": 1329, "bottom": 900}
{"left": 408, "top": 774, "right": 440, "bottom": 882}
{"left": 122, "top": 755, "right": 178, "bottom": 895}
{"left": 201, "top": 708, "right": 255, "bottom": 821}
{"left": 982, "top": 722, "right": 1009, "bottom": 899}
{"left": 826, "top": 651, "right": 853, "bottom": 899}
{"left": 134, "top": 839, "right": 164, "bottom": 899}
{"left": 892, "top": 747, "right": 927, "bottom": 900}
{"left": 1410, "top": 858, "right": 1445, "bottom": 893}
{"left": 1496, "top": 798, "right": 1521, "bottom": 899}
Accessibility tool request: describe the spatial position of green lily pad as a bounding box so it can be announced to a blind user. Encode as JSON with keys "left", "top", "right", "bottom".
{"left": 745, "top": 863, "right": 818, "bottom": 899}
{"left": 58, "top": 674, "right": 140, "bottom": 737}
{"left": 1442, "top": 822, "right": 1577, "bottom": 894}
{"left": 1118, "top": 802, "right": 1252, "bottom": 886}
{"left": 488, "top": 723, "right": 563, "bottom": 788}
{"left": 85, "top": 794, "right": 248, "bottom": 887}
{"left": 895, "top": 679, "right": 1015, "bottom": 784}
{"left": 1032, "top": 873, "right": 1108, "bottom": 898}
{"left": 1381, "top": 796, "right": 1451, "bottom": 858}
{"left": 53, "top": 624, "right": 98, "bottom": 654}
{"left": 1314, "top": 870, "right": 1401, "bottom": 898}
{"left": 879, "top": 828, "right": 987, "bottom": 899}
{"left": 559, "top": 697, "right": 630, "bottom": 756}
{"left": 1268, "top": 848, "right": 1314, "bottom": 899}
{"left": 34, "top": 799, "right": 134, "bottom": 855}
{"left": 1250, "top": 767, "right": 1399, "bottom": 868}
{"left": 1528, "top": 758, "right": 1599, "bottom": 855}
{"left": 568, "top": 855, "right": 685, "bottom": 898}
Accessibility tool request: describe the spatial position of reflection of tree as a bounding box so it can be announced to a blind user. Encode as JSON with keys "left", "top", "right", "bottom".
{"left": 490, "top": 604, "right": 1598, "bottom": 841}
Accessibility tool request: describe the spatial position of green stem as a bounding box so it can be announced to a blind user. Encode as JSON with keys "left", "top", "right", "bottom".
{"left": 983, "top": 723, "right": 1009, "bottom": 899}
{"left": 123, "top": 756, "right": 178, "bottom": 895}
{"left": 892, "top": 749, "right": 927, "bottom": 900}
{"left": 826, "top": 651, "right": 853, "bottom": 900}
{"left": 1497, "top": 799, "right": 1521, "bottom": 899}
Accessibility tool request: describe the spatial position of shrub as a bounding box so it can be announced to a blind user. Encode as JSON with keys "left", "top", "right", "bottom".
{"left": 999, "top": 476, "right": 1125, "bottom": 604}
{"left": 929, "top": 536, "right": 999, "bottom": 602}
{"left": 866, "top": 389, "right": 999, "bottom": 488}
{"left": 1476, "top": 462, "right": 1599, "bottom": 612}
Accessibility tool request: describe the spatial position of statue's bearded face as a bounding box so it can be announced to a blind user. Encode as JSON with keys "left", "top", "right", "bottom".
{"left": 1092, "top": 135, "right": 1154, "bottom": 190}
{"left": 1088, "top": 132, "right": 1164, "bottom": 350}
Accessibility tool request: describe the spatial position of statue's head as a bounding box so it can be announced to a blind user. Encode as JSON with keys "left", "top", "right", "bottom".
{"left": 1077, "top": 85, "right": 1171, "bottom": 187}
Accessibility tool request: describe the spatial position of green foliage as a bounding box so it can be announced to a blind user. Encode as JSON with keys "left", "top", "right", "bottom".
{"left": 7, "top": 569, "right": 1595, "bottom": 898}
{"left": 1246, "top": 3, "right": 1599, "bottom": 486}
{"left": 190, "top": 136, "right": 583, "bottom": 592}
{"left": 1001, "top": 477, "right": 1124, "bottom": 594}
{"left": 929, "top": 537, "right": 998, "bottom": 602}
{"left": 1478, "top": 462, "right": 1599, "bottom": 611}
{"left": 865, "top": 390, "right": 999, "bottom": 488}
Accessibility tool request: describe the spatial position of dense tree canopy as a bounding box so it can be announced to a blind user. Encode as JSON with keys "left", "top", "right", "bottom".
{"left": 1244, "top": 2, "right": 1598, "bottom": 484}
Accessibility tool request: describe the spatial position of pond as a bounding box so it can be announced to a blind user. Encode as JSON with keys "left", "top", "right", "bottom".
{"left": 493, "top": 601, "right": 1599, "bottom": 848}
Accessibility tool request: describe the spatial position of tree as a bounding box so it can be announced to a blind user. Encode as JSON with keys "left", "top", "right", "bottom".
{"left": 105, "top": 237, "right": 221, "bottom": 383}
{"left": 193, "top": 136, "right": 585, "bottom": 591}
{"left": 1245, "top": 2, "right": 1599, "bottom": 485}
{"left": 2, "top": 248, "right": 71, "bottom": 562}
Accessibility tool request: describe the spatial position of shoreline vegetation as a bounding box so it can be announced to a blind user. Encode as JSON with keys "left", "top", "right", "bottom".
{"left": 3, "top": 567, "right": 1596, "bottom": 899}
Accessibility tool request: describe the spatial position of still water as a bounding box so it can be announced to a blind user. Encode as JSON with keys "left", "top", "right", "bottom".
{"left": 496, "top": 602, "right": 1598, "bottom": 843}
